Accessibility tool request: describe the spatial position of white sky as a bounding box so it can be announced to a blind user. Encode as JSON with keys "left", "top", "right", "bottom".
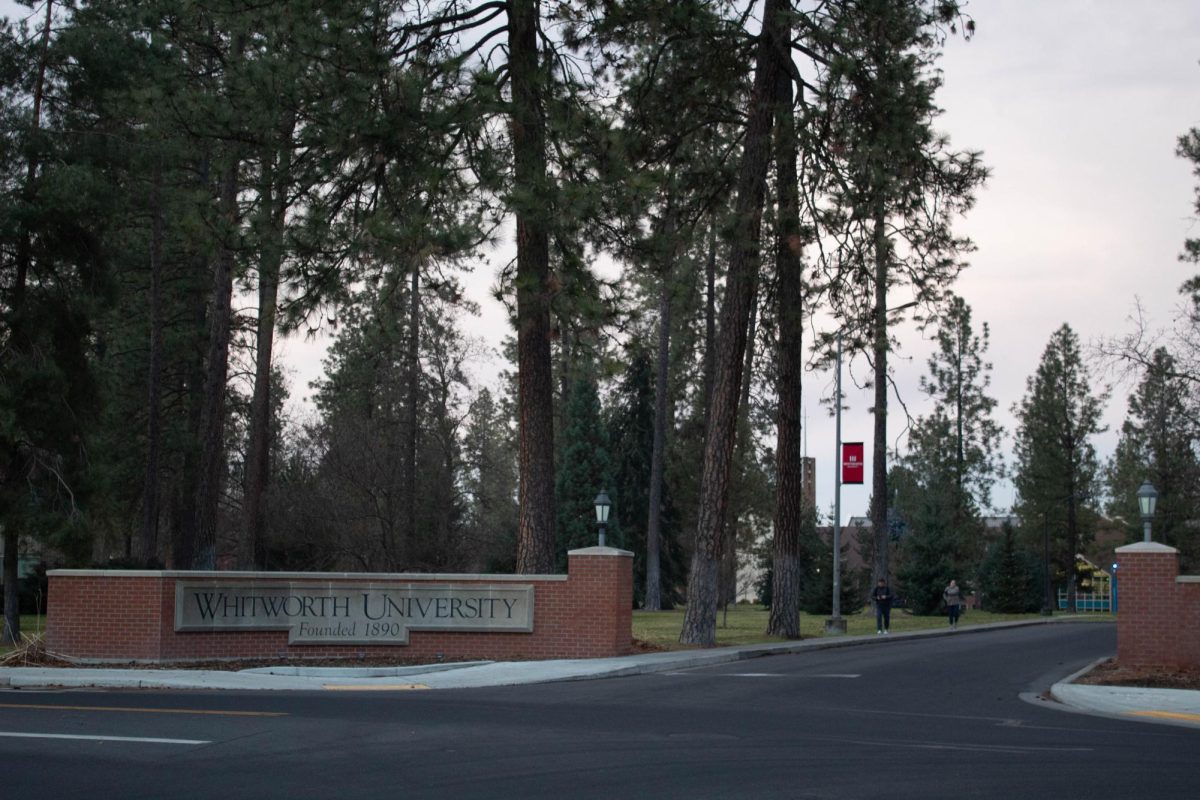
{"left": 920, "top": 0, "right": 1200, "bottom": 516}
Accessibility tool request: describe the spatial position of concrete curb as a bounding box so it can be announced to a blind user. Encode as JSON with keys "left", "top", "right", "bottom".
{"left": 1048, "top": 657, "right": 1200, "bottom": 730}
{"left": 239, "top": 660, "right": 493, "bottom": 678}
{"left": 1, "top": 616, "right": 1105, "bottom": 692}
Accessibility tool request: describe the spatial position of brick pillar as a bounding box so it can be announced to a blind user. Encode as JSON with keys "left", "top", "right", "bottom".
{"left": 566, "top": 547, "right": 634, "bottom": 657}
{"left": 1115, "top": 542, "right": 1181, "bottom": 667}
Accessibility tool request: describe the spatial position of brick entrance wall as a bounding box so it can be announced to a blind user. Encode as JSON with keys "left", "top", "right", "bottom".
{"left": 46, "top": 547, "right": 633, "bottom": 664}
{"left": 1115, "top": 542, "right": 1200, "bottom": 668}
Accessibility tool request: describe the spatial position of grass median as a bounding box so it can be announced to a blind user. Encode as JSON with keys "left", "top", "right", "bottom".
{"left": 633, "top": 604, "right": 1114, "bottom": 650}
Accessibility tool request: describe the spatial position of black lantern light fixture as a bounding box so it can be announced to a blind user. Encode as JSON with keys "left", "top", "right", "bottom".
{"left": 594, "top": 490, "right": 611, "bottom": 547}
{"left": 1136, "top": 480, "right": 1158, "bottom": 543}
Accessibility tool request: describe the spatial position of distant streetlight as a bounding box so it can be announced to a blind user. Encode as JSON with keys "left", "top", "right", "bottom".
{"left": 1136, "top": 480, "right": 1158, "bottom": 543}
{"left": 827, "top": 300, "right": 918, "bottom": 636}
{"left": 594, "top": 490, "right": 612, "bottom": 547}
{"left": 1111, "top": 562, "right": 1118, "bottom": 614}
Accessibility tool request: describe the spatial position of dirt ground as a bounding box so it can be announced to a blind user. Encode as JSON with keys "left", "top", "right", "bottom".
{"left": 1073, "top": 658, "right": 1200, "bottom": 691}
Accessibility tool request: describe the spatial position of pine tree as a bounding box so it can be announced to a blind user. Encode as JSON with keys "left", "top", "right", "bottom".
{"left": 461, "top": 388, "right": 520, "bottom": 573}
{"left": 1, "top": 0, "right": 109, "bottom": 641}
{"left": 814, "top": 0, "right": 987, "bottom": 590}
{"left": 766, "top": 25, "right": 807, "bottom": 639}
{"left": 555, "top": 375, "right": 617, "bottom": 568}
{"left": 889, "top": 299, "right": 998, "bottom": 611}
{"left": 607, "top": 348, "right": 660, "bottom": 603}
{"left": 977, "top": 522, "right": 1040, "bottom": 613}
{"left": 1105, "top": 348, "right": 1200, "bottom": 568}
{"left": 680, "top": 0, "right": 792, "bottom": 646}
{"left": 893, "top": 421, "right": 977, "bottom": 614}
{"left": 1179, "top": 122, "right": 1200, "bottom": 301}
{"left": 1013, "top": 324, "right": 1107, "bottom": 611}
{"left": 920, "top": 298, "right": 1002, "bottom": 510}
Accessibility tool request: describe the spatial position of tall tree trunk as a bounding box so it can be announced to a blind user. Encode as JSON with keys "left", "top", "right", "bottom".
{"left": 172, "top": 248, "right": 210, "bottom": 569}
{"left": 2, "top": 0, "right": 53, "bottom": 645}
{"left": 644, "top": 266, "right": 672, "bottom": 610}
{"left": 0, "top": 529, "right": 17, "bottom": 645}
{"left": 137, "top": 161, "right": 166, "bottom": 566}
{"left": 406, "top": 261, "right": 420, "bottom": 566}
{"left": 768, "top": 62, "right": 803, "bottom": 639}
{"left": 870, "top": 199, "right": 890, "bottom": 587}
{"left": 703, "top": 224, "right": 717, "bottom": 413}
{"left": 193, "top": 154, "right": 240, "bottom": 569}
{"left": 721, "top": 284, "right": 759, "bottom": 607}
{"left": 170, "top": 145, "right": 212, "bottom": 570}
{"left": 241, "top": 129, "right": 292, "bottom": 571}
{"left": 680, "top": 0, "right": 789, "bottom": 645}
{"left": 510, "top": 0, "right": 556, "bottom": 574}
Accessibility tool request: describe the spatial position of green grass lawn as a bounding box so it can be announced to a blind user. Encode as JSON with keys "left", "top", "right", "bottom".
{"left": 633, "top": 604, "right": 1114, "bottom": 649}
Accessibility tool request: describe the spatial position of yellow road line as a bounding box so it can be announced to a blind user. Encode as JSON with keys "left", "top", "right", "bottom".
{"left": 1125, "top": 710, "right": 1200, "bottom": 723}
{"left": 322, "top": 683, "right": 429, "bottom": 692}
{"left": 0, "top": 703, "right": 286, "bottom": 717}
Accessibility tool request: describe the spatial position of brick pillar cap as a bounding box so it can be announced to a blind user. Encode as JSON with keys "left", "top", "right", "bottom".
{"left": 568, "top": 546, "right": 634, "bottom": 558}
{"left": 1115, "top": 542, "right": 1178, "bottom": 554}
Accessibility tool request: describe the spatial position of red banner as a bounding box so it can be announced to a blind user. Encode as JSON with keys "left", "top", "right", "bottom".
{"left": 842, "top": 442, "right": 864, "bottom": 485}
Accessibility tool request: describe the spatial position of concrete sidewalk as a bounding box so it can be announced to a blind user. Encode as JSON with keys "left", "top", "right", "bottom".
{"left": 1049, "top": 660, "right": 1200, "bottom": 730}
{"left": 2, "top": 619, "right": 1197, "bottom": 728}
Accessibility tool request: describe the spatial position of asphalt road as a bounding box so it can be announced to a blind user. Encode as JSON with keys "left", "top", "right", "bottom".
{"left": 0, "top": 623, "right": 1193, "bottom": 799}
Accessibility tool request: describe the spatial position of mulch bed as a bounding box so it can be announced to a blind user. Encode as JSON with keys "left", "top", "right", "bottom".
{"left": 1073, "top": 658, "right": 1200, "bottom": 691}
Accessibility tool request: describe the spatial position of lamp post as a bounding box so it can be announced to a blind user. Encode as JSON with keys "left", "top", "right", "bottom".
{"left": 826, "top": 301, "right": 917, "bottom": 636}
{"left": 1136, "top": 480, "right": 1157, "bottom": 543}
{"left": 826, "top": 330, "right": 848, "bottom": 635}
{"left": 594, "top": 490, "right": 611, "bottom": 547}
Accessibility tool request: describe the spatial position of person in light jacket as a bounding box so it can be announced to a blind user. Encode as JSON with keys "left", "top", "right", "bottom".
{"left": 943, "top": 579, "right": 963, "bottom": 629}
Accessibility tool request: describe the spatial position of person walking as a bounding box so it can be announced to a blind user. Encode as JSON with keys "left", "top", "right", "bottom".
{"left": 943, "top": 579, "right": 963, "bottom": 629}
{"left": 871, "top": 579, "right": 894, "bottom": 634}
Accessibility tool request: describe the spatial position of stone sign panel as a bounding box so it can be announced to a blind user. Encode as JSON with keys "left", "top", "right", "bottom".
{"left": 175, "top": 580, "right": 534, "bottom": 645}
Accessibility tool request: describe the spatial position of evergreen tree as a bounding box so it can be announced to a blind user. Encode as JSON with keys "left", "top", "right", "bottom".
{"left": 607, "top": 346, "right": 686, "bottom": 607}
{"left": 813, "top": 0, "right": 987, "bottom": 590}
{"left": 555, "top": 374, "right": 617, "bottom": 569}
{"left": 1179, "top": 122, "right": 1200, "bottom": 302}
{"left": 308, "top": 286, "right": 473, "bottom": 572}
{"left": 680, "top": 0, "right": 792, "bottom": 646}
{"left": 1, "top": 0, "right": 109, "bottom": 641}
{"left": 1105, "top": 348, "right": 1200, "bottom": 568}
{"left": 888, "top": 299, "right": 997, "bottom": 614}
{"left": 461, "top": 388, "right": 520, "bottom": 574}
{"left": 1013, "top": 324, "right": 1106, "bottom": 611}
{"left": 785, "top": 506, "right": 863, "bottom": 616}
{"left": 580, "top": 0, "right": 748, "bottom": 610}
{"left": 766, "top": 24, "right": 808, "bottom": 639}
{"left": 919, "top": 297, "right": 1003, "bottom": 515}
{"left": 977, "top": 522, "right": 1041, "bottom": 613}
{"left": 893, "top": 425, "right": 976, "bottom": 614}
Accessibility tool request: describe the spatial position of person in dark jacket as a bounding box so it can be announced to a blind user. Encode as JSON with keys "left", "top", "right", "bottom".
{"left": 871, "top": 579, "right": 894, "bottom": 634}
